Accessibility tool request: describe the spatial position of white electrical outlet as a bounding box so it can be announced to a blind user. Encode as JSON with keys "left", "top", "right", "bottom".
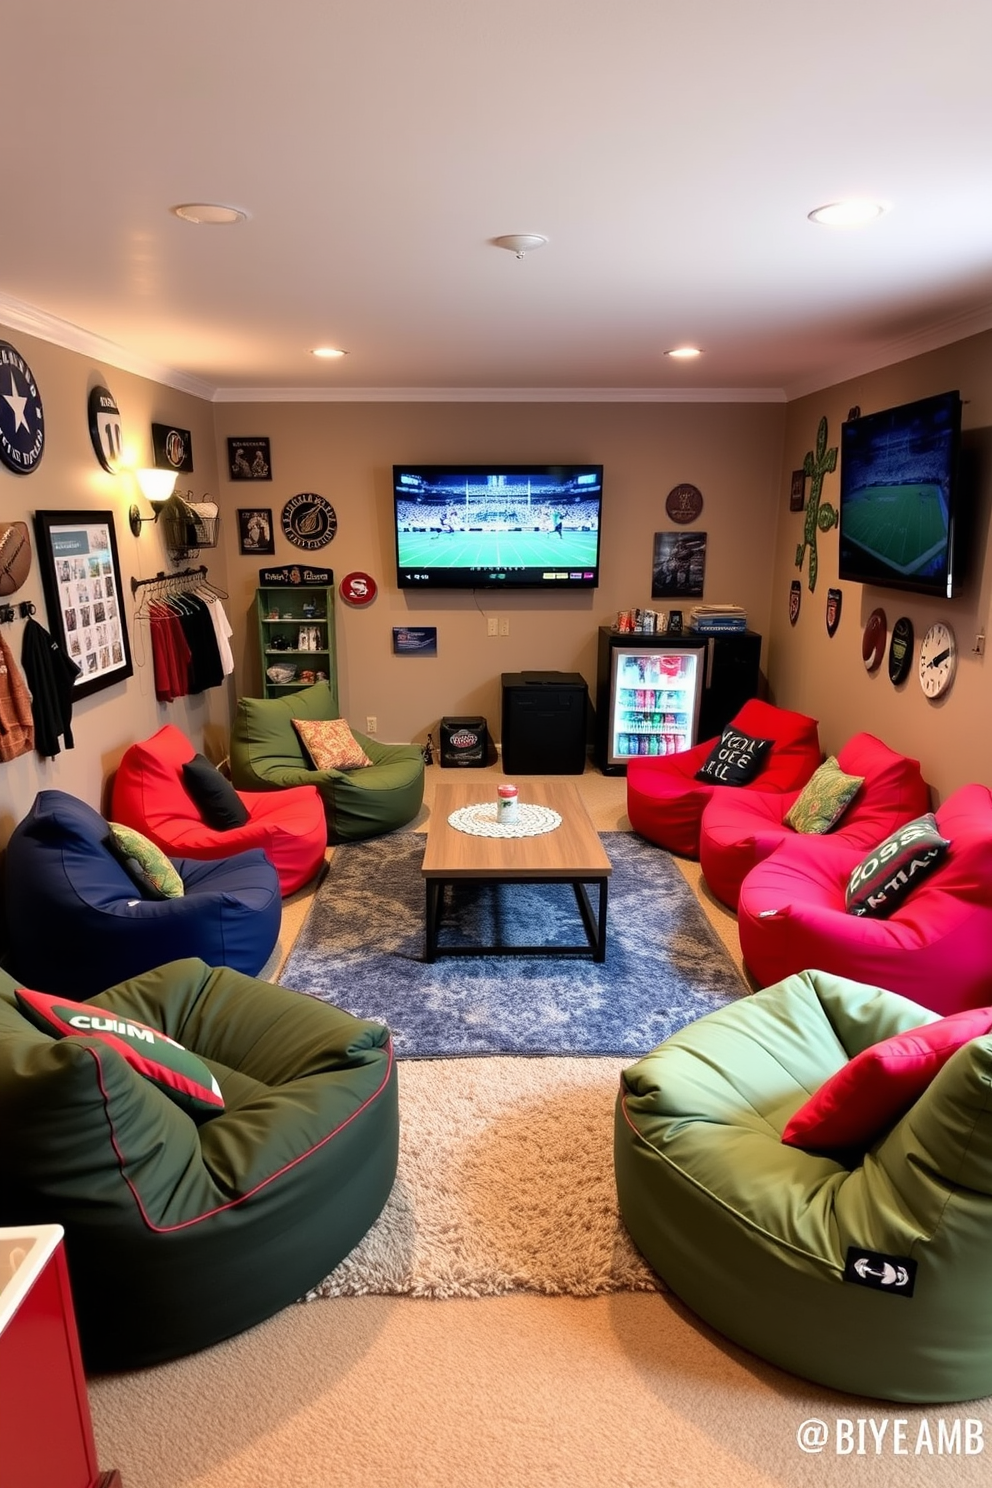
{"left": 499, "top": 618, "right": 510, "bottom": 636}
{"left": 487, "top": 617, "right": 498, "bottom": 636}
{"left": 366, "top": 715, "right": 377, "bottom": 734}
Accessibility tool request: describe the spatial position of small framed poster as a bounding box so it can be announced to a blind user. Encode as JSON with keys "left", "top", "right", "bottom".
{"left": 237, "top": 508, "right": 275, "bottom": 556}
{"left": 33, "top": 509, "right": 133, "bottom": 700}
{"left": 152, "top": 423, "right": 194, "bottom": 472}
{"left": 228, "top": 437, "right": 272, "bottom": 481}
{"left": 790, "top": 469, "right": 806, "bottom": 511}
{"left": 651, "top": 530, "right": 706, "bottom": 599}
{"left": 393, "top": 626, "right": 437, "bottom": 656}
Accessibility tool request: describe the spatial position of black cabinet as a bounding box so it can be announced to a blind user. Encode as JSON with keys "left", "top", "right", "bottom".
{"left": 696, "top": 630, "right": 763, "bottom": 740}
{"left": 501, "top": 671, "right": 589, "bottom": 774}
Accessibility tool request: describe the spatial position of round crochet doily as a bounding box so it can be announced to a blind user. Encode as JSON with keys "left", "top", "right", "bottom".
{"left": 447, "top": 802, "right": 563, "bottom": 838}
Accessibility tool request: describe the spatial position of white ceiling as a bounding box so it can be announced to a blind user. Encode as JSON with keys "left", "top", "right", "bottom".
{"left": 6, "top": 0, "right": 992, "bottom": 401}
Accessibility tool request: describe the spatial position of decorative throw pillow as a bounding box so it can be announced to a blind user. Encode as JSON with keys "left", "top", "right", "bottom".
{"left": 15, "top": 987, "right": 224, "bottom": 1116}
{"left": 782, "top": 1005, "right": 992, "bottom": 1152}
{"left": 181, "top": 753, "right": 251, "bottom": 830}
{"left": 783, "top": 755, "right": 865, "bottom": 834}
{"left": 293, "top": 717, "right": 373, "bottom": 771}
{"left": 845, "top": 813, "right": 950, "bottom": 918}
{"left": 694, "top": 726, "right": 774, "bottom": 787}
{"left": 106, "top": 823, "right": 185, "bottom": 899}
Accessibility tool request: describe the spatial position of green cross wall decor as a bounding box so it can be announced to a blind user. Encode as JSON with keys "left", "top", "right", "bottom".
{"left": 795, "top": 414, "right": 838, "bottom": 593}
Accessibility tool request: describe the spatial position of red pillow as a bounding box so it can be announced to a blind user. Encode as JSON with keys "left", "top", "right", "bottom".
{"left": 782, "top": 1006, "right": 992, "bottom": 1152}
{"left": 15, "top": 987, "right": 224, "bottom": 1116}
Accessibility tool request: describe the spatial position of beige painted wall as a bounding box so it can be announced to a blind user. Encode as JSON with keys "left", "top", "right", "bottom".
{"left": 0, "top": 324, "right": 229, "bottom": 851}
{"left": 211, "top": 400, "right": 786, "bottom": 746}
{"left": 767, "top": 329, "right": 992, "bottom": 805}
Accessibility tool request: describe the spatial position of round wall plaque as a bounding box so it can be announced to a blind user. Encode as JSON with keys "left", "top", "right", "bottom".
{"left": 340, "top": 571, "right": 377, "bottom": 605}
{"left": 862, "top": 607, "right": 887, "bottom": 673}
{"left": 88, "top": 383, "right": 123, "bottom": 473}
{"left": 888, "top": 616, "right": 914, "bottom": 685}
{"left": 0, "top": 341, "right": 45, "bottom": 474}
{"left": 281, "top": 492, "right": 338, "bottom": 550}
{"left": 665, "top": 483, "right": 703, "bottom": 524}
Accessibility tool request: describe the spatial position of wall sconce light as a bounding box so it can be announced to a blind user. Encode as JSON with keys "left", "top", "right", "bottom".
{"left": 129, "top": 468, "right": 178, "bottom": 536}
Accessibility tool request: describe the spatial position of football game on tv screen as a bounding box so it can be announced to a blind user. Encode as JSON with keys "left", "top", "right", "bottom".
{"left": 393, "top": 464, "right": 603, "bottom": 589}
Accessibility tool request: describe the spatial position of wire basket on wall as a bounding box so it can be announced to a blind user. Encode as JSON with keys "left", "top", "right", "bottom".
{"left": 162, "top": 493, "right": 219, "bottom": 561}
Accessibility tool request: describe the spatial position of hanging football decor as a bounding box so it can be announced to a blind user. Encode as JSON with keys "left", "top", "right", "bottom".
{"left": 789, "top": 580, "right": 802, "bottom": 626}
{"left": 825, "top": 587, "right": 842, "bottom": 637}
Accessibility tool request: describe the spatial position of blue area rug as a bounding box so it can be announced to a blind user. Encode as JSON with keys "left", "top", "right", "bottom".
{"left": 280, "top": 831, "right": 746, "bottom": 1057}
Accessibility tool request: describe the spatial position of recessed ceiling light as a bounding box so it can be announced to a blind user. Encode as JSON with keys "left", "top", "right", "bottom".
{"left": 310, "top": 347, "right": 348, "bottom": 359}
{"left": 665, "top": 346, "right": 702, "bottom": 359}
{"left": 808, "top": 199, "right": 888, "bottom": 228}
{"left": 170, "top": 203, "right": 247, "bottom": 225}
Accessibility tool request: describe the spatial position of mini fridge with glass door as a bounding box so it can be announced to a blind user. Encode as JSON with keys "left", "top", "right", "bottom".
{"left": 595, "top": 628, "right": 706, "bottom": 774}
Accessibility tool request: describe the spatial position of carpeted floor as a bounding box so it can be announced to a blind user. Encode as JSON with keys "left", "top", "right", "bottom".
{"left": 280, "top": 830, "right": 747, "bottom": 1057}
{"left": 86, "top": 765, "right": 992, "bottom": 1488}
{"left": 307, "top": 1054, "right": 660, "bottom": 1300}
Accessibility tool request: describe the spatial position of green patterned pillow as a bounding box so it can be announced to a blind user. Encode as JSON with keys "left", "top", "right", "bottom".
{"left": 783, "top": 756, "right": 864, "bottom": 834}
{"left": 106, "top": 823, "right": 185, "bottom": 899}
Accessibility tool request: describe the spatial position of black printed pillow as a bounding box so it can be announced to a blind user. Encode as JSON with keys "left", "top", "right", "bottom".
{"left": 845, "top": 813, "right": 951, "bottom": 918}
{"left": 182, "top": 753, "right": 251, "bottom": 830}
{"left": 695, "top": 727, "right": 774, "bottom": 787}
{"left": 15, "top": 987, "right": 224, "bottom": 1116}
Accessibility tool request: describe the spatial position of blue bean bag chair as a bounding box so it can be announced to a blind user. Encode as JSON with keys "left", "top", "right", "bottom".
{"left": 4, "top": 791, "right": 281, "bottom": 995}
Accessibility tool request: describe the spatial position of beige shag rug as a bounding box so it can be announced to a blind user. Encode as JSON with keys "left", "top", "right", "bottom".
{"left": 306, "top": 1054, "right": 661, "bottom": 1300}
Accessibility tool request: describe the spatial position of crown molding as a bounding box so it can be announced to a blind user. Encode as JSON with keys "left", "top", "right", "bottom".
{"left": 784, "top": 302, "right": 992, "bottom": 401}
{"left": 211, "top": 384, "right": 787, "bottom": 403}
{"left": 0, "top": 291, "right": 216, "bottom": 401}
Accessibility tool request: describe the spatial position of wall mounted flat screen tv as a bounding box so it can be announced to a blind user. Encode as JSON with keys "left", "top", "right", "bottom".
{"left": 393, "top": 464, "right": 603, "bottom": 589}
{"left": 837, "top": 390, "right": 963, "bottom": 597}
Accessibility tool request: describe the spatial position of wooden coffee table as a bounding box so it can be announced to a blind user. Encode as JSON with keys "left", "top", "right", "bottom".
{"left": 421, "top": 780, "right": 612, "bottom": 962}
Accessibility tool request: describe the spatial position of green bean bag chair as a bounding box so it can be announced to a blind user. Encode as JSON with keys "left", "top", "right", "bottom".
{"left": 0, "top": 958, "right": 398, "bottom": 1369}
{"left": 615, "top": 969, "right": 992, "bottom": 1402}
{"left": 229, "top": 682, "right": 425, "bottom": 843}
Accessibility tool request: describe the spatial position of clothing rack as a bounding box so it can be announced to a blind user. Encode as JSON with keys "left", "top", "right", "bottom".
{"left": 130, "top": 565, "right": 210, "bottom": 596}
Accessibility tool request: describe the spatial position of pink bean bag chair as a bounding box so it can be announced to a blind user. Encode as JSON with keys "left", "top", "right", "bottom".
{"left": 737, "top": 784, "right": 992, "bottom": 1015}
{"left": 699, "top": 732, "right": 931, "bottom": 910}
{"left": 626, "top": 698, "right": 821, "bottom": 858}
{"left": 111, "top": 723, "right": 327, "bottom": 896}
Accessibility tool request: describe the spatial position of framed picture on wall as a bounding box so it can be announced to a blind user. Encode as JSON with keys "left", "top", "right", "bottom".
{"left": 33, "top": 509, "right": 133, "bottom": 700}
{"left": 651, "top": 531, "right": 707, "bottom": 599}
{"left": 790, "top": 469, "right": 806, "bottom": 511}
{"left": 237, "top": 508, "right": 275, "bottom": 555}
{"left": 228, "top": 437, "right": 272, "bottom": 481}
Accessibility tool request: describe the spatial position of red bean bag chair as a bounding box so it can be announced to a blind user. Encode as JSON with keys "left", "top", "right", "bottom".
{"left": 699, "top": 732, "right": 931, "bottom": 910}
{"left": 625, "top": 699, "right": 821, "bottom": 858}
{"left": 111, "top": 724, "right": 326, "bottom": 896}
{"left": 737, "top": 784, "right": 992, "bottom": 1015}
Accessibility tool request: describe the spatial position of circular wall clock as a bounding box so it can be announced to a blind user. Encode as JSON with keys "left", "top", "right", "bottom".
{"left": 862, "top": 607, "right": 887, "bottom": 672}
{"left": 281, "top": 492, "right": 337, "bottom": 550}
{"left": 665, "top": 483, "right": 703, "bottom": 524}
{"left": 918, "top": 621, "right": 957, "bottom": 699}
{"left": 888, "top": 616, "right": 914, "bottom": 686}
{"left": 88, "top": 383, "right": 123, "bottom": 472}
{"left": 0, "top": 340, "right": 45, "bottom": 474}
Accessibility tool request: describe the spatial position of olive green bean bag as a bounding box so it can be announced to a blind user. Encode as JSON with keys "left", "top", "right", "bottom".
{"left": 615, "top": 969, "right": 992, "bottom": 1402}
{"left": 0, "top": 958, "right": 398, "bottom": 1369}
{"left": 229, "top": 681, "right": 424, "bottom": 842}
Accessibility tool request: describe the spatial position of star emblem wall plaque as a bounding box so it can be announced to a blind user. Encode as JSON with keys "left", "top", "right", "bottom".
{"left": 0, "top": 341, "right": 45, "bottom": 474}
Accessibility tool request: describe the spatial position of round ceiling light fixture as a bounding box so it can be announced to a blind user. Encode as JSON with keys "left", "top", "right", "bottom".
{"left": 310, "top": 347, "right": 348, "bottom": 359}
{"left": 170, "top": 203, "right": 247, "bottom": 225}
{"left": 665, "top": 346, "right": 702, "bottom": 359}
{"left": 492, "top": 234, "right": 549, "bottom": 259}
{"left": 808, "top": 199, "right": 888, "bottom": 228}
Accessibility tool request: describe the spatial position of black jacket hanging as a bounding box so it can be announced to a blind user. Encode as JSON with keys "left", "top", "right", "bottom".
{"left": 22, "top": 616, "right": 82, "bottom": 758}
